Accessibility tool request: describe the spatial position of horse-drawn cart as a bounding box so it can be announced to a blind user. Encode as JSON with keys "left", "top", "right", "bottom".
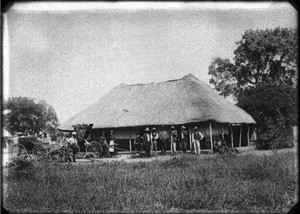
{"left": 9, "top": 135, "right": 70, "bottom": 162}
{"left": 8, "top": 124, "right": 103, "bottom": 162}
{"left": 58, "top": 124, "right": 103, "bottom": 159}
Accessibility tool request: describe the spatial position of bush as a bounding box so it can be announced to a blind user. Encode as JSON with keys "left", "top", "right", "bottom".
{"left": 7, "top": 157, "right": 36, "bottom": 181}
{"left": 238, "top": 83, "right": 297, "bottom": 151}
{"left": 256, "top": 127, "right": 294, "bottom": 150}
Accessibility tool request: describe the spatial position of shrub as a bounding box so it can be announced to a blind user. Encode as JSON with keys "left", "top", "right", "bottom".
{"left": 256, "top": 126, "right": 294, "bottom": 150}
{"left": 7, "top": 157, "right": 36, "bottom": 181}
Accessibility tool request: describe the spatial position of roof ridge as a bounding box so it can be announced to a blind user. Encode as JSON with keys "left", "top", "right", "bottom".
{"left": 117, "top": 77, "right": 183, "bottom": 88}
{"left": 116, "top": 73, "right": 203, "bottom": 88}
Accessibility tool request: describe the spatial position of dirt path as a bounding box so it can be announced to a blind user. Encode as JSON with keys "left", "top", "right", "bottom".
{"left": 69, "top": 146, "right": 298, "bottom": 164}
{"left": 2, "top": 146, "right": 297, "bottom": 166}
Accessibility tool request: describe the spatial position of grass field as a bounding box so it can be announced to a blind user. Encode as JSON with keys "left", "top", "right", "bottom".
{"left": 3, "top": 149, "right": 298, "bottom": 213}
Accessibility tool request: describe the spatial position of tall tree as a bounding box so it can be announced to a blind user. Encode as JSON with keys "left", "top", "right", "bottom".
{"left": 208, "top": 27, "right": 298, "bottom": 149}
{"left": 237, "top": 82, "right": 297, "bottom": 149}
{"left": 3, "top": 97, "right": 59, "bottom": 135}
{"left": 209, "top": 27, "right": 297, "bottom": 98}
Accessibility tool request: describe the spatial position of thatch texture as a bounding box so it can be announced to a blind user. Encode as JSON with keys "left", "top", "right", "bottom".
{"left": 59, "top": 74, "right": 255, "bottom": 130}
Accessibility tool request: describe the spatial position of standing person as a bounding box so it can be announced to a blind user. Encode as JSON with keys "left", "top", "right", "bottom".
{"left": 170, "top": 126, "right": 178, "bottom": 155}
{"left": 109, "top": 130, "right": 117, "bottom": 157}
{"left": 193, "top": 126, "right": 204, "bottom": 155}
{"left": 151, "top": 127, "right": 159, "bottom": 157}
{"left": 143, "top": 127, "right": 151, "bottom": 158}
{"left": 134, "top": 132, "right": 144, "bottom": 157}
{"left": 99, "top": 131, "right": 109, "bottom": 157}
{"left": 159, "top": 126, "right": 169, "bottom": 155}
{"left": 68, "top": 131, "right": 78, "bottom": 162}
{"left": 179, "top": 125, "right": 188, "bottom": 153}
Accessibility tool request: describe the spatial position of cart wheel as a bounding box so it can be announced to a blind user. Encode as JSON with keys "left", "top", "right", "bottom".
{"left": 32, "top": 145, "right": 48, "bottom": 161}
{"left": 10, "top": 144, "right": 30, "bottom": 160}
{"left": 86, "top": 141, "right": 102, "bottom": 158}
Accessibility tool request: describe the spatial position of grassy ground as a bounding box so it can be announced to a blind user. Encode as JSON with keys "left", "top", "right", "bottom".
{"left": 3, "top": 149, "right": 298, "bottom": 213}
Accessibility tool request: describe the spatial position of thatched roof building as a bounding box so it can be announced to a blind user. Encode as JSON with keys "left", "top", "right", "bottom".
{"left": 59, "top": 74, "right": 255, "bottom": 151}
{"left": 59, "top": 74, "right": 254, "bottom": 130}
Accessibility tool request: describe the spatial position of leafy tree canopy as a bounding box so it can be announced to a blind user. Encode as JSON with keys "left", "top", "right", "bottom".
{"left": 208, "top": 27, "right": 298, "bottom": 149}
{"left": 3, "top": 97, "right": 59, "bottom": 135}
{"left": 209, "top": 27, "right": 297, "bottom": 98}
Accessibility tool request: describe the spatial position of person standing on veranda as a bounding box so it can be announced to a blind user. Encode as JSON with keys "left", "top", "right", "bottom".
{"left": 134, "top": 132, "right": 144, "bottom": 157}
{"left": 170, "top": 126, "right": 178, "bottom": 155}
{"left": 179, "top": 125, "right": 188, "bottom": 153}
{"left": 143, "top": 127, "right": 151, "bottom": 158}
{"left": 151, "top": 127, "right": 159, "bottom": 157}
{"left": 193, "top": 126, "right": 204, "bottom": 155}
{"left": 109, "top": 130, "right": 117, "bottom": 157}
{"left": 159, "top": 126, "right": 169, "bottom": 155}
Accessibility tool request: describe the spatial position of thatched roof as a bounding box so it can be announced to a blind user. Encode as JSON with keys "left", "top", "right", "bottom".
{"left": 58, "top": 74, "right": 255, "bottom": 130}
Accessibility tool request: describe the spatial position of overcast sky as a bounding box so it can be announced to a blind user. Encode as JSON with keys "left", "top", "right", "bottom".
{"left": 3, "top": 2, "right": 297, "bottom": 123}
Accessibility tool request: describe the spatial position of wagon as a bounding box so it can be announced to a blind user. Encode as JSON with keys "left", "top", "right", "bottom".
{"left": 9, "top": 135, "right": 69, "bottom": 162}
{"left": 62, "top": 124, "right": 103, "bottom": 159}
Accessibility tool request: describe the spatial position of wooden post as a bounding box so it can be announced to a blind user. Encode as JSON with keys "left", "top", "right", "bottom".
{"left": 209, "top": 122, "right": 213, "bottom": 152}
{"left": 189, "top": 126, "right": 193, "bottom": 150}
{"left": 221, "top": 124, "right": 224, "bottom": 139}
{"left": 239, "top": 125, "right": 242, "bottom": 147}
{"left": 129, "top": 128, "right": 132, "bottom": 152}
{"left": 247, "top": 125, "right": 250, "bottom": 147}
{"left": 231, "top": 124, "right": 234, "bottom": 148}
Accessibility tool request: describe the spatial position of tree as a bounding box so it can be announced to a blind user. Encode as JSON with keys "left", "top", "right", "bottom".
{"left": 3, "top": 97, "right": 59, "bottom": 136}
{"left": 237, "top": 82, "right": 297, "bottom": 149}
{"left": 209, "top": 27, "right": 297, "bottom": 97}
{"left": 208, "top": 27, "right": 298, "bottom": 149}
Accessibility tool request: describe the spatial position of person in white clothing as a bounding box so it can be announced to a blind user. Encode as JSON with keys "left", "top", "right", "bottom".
{"left": 68, "top": 131, "right": 78, "bottom": 162}
{"left": 170, "top": 126, "right": 178, "bottom": 155}
{"left": 151, "top": 127, "right": 159, "bottom": 157}
{"left": 193, "top": 126, "right": 204, "bottom": 155}
{"left": 109, "top": 130, "right": 117, "bottom": 157}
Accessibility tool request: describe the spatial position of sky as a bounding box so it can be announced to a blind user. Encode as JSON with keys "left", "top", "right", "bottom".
{"left": 3, "top": 2, "right": 297, "bottom": 124}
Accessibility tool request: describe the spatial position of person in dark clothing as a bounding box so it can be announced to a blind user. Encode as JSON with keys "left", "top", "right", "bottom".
{"left": 99, "top": 131, "right": 109, "bottom": 157}
{"left": 134, "top": 132, "right": 144, "bottom": 157}
{"left": 159, "top": 125, "right": 169, "bottom": 155}
{"left": 143, "top": 127, "right": 151, "bottom": 158}
{"left": 179, "top": 125, "right": 188, "bottom": 153}
{"left": 213, "top": 136, "right": 222, "bottom": 154}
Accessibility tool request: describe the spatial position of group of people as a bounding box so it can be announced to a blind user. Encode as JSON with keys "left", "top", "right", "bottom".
{"left": 97, "top": 130, "right": 117, "bottom": 158}
{"left": 65, "top": 130, "right": 118, "bottom": 162}
{"left": 133, "top": 125, "right": 205, "bottom": 158}
{"left": 212, "top": 135, "right": 238, "bottom": 155}
{"left": 64, "top": 125, "right": 230, "bottom": 161}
